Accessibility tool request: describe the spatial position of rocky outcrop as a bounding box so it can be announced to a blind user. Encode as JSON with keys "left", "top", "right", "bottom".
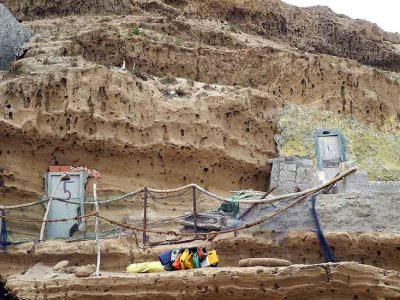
{"left": 0, "top": 1, "right": 399, "bottom": 299}
{"left": 1, "top": 12, "right": 400, "bottom": 206}
{"left": 0, "top": 4, "right": 31, "bottom": 70}
{"left": 2, "top": 0, "right": 400, "bottom": 71}
{"left": 5, "top": 261, "right": 400, "bottom": 299}
{"left": 1, "top": 232, "right": 400, "bottom": 280}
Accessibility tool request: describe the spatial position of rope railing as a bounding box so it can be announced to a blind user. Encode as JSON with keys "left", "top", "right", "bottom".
{"left": 0, "top": 167, "right": 357, "bottom": 247}
{"left": 1, "top": 212, "right": 97, "bottom": 223}
{"left": 0, "top": 166, "right": 359, "bottom": 277}
{"left": 1, "top": 166, "right": 357, "bottom": 229}
{"left": 0, "top": 166, "right": 357, "bottom": 211}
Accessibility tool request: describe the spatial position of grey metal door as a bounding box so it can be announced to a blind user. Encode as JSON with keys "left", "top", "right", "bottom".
{"left": 46, "top": 172, "right": 85, "bottom": 238}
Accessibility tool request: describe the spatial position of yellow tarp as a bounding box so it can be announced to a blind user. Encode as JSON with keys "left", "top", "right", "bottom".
{"left": 126, "top": 261, "right": 166, "bottom": 273}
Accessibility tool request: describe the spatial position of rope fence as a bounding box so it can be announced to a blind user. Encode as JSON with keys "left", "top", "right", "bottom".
{"left": 0, "top": 167, "right": 357, "bottom": 276}
{"left": 1, "top": 166, "right": 356, "bottom": 211}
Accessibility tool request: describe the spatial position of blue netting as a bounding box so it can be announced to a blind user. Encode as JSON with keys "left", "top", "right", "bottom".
{"left": 0, "top": 209, "right": 7, "bottom": 249}
{"left": 310, "top": 195, "right": 336, "bottom": 262}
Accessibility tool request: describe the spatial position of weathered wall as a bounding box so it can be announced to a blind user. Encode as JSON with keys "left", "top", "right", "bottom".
{"left": 316, "top": 193, "right": 400, "bottom": 233}
{"left": 275, "top": 104, "right": 400, "bottom": 181}
{"left": 268, "top": 158, "right": 400, "bottom": 194}
{"left": 243, "top": 192, "right": 400, "bottom": 235}
{"left": 3, "top": 0, "right": 400, "bottom": 72}
{"left": 268, "top": 157, "right": 317, "bottom": 194}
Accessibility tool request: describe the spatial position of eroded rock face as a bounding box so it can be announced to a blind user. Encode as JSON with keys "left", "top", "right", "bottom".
{"left": 2, "top": 0, "right": 400, "bottom": 71}
{"left": 1, "top": 233, "right": 400, "bottom": 280}
{"left": 0, "top": 12, "right": 399, "bottom": 205}
{"left": 5, "top": 262, "right": 400, "bottom": 299}
{"left": 0, "top": 4, "right": 31, "bottom": 70}
{"left": 0, "top": 2, "right": 399, "bottom": 299}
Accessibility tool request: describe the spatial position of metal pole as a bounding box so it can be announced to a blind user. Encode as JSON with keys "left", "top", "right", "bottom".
{"left": 93, "top": 183, "right": 101, "bottom": 277}
{"left": 143, "top": 187, "right": 148, "bottom": 248}
{"left": 192, "top": 186, "right": 198, "bottom": 233}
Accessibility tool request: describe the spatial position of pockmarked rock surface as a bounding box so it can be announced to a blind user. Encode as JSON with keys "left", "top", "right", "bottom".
{"left": 1, "top": 10, "right": 400, "bottom": 206}
{"left": 0, "top": 4, "right": 31, "bottom": 70}
{"left": 0, "top": 1, "right": 400, "bottom": 298}
{"left": 3, "top": 0, "right": 400, "bottom": 71}
{"left": 5, "top": 262, "right": 400, "bottom": 299}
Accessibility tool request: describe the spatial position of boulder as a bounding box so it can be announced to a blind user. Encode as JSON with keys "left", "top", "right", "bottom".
{"left": 75, "top": 264, "right": 96, "bottom": 277}
{"left": 53, "top": 260, "right": 70, "bottom": 271}
{"left": 0, "top": 4, "right": 31, "bottom": 70}
{"left": 239, "top": 258, "right": 292, "bottom": 267}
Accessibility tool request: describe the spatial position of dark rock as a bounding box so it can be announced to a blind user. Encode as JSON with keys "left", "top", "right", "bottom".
{"left": 0, "top": 4, "right": 31, "bottom": 70}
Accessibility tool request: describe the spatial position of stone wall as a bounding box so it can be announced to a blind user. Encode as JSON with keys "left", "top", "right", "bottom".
{"left": 243, "top": 192, "right": 400, "bottom": 235}
{"left": 268, "top": 156, "right": 400, "bottom": 195}
{"left": 268, "top": 157, "right": 317, "bottom": 194}
{"left": 316, "top": 193, "right": 400, "bottom": 233}
{"left": 275, "top": 104, "right": 400, "bottom": 181}
{"left": 337, "top": 169, "right": 400, "bottom": 193}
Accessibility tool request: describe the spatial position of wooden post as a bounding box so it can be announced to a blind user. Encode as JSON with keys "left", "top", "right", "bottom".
{"left": 192, "top": 186, "right": 198, "bottom": 233}
{"left": 39, "top": 197, "right": 53, "bottom": 242}
{"left": 39, "top": 180, "right": 63, "bottom": 242}
{"left": 143, "top": 187, "right": 148, "bottom": 248}
{"left": 93, "top": 183, "right": 101, "bottom": 277}
{"left": 39, "top": 174, "right": 70, "bottom": 242}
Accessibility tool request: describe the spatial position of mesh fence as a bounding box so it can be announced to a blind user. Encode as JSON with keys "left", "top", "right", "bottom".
{"left": 5, "top": 204, "right": 44, "bottom": 243}
{"left": 1, "top": 185, "right": 266, "bottom": 246}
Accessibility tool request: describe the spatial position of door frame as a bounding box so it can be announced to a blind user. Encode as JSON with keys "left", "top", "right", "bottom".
{"left": 44, "top": 172, "right": 88, "bottom": 238}
{"left": 314, "top": 129, "right": 346, "bottom": 170}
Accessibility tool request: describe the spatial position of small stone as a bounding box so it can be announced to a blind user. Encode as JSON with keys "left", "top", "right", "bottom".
{"left": 53, "top": 260, "right": 70, "bottom": 271}
{"left": 75, "top": 264, "right": 96, "bottom": 277}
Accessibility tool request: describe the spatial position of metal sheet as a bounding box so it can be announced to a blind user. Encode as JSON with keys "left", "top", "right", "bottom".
{"left": 46, "top": 172, "right": 86, "bottom": 238}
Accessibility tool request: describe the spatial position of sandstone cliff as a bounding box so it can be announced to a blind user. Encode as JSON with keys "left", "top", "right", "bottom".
{"left": 1, "top": 0, "right": 400, "bottom": 203}
{"left": 1, "top": 1, "right": 400, "bottom": 298}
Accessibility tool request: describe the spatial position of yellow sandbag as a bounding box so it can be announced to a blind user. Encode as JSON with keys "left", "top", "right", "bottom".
{"left": 184, "top": 253, "right": 194, "bottom": 269}
{"left": 207, "top": 250, "right": 220, "bottom": 266}
{"left": 200, "top": 250, "right": 220, "bottom": 268}
{"left": 126, "top": 261, "right": 166, "bottom": 273}
{"left": 180, "top": 249, "right": 189, "bottom": 270}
